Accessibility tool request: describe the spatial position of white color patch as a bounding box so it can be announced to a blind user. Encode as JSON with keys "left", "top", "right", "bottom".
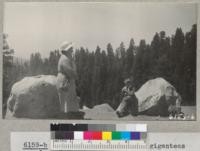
{"left": 74, "top": 131, "right": 83, "bottom": 140}
{"left": 136, "top": 124, "right": 147, "bottom": 132}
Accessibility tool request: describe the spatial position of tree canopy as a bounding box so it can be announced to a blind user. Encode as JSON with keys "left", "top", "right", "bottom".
{"left": 3, "top": 24, "right": 197, "bottom": 112}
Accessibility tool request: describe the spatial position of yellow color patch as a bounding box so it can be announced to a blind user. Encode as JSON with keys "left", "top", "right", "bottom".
{"left": 102, "top": 131, "right": 112, "bottom": 140}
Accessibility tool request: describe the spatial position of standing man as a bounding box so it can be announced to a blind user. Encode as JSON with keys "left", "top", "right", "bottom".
{"left": 57, "top": 41, "right": 79, "bottom": 114}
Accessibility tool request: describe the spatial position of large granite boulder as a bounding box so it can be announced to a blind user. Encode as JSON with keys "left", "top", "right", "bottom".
{"left": 7, "top": 75, "right": 60, "bottom": 118}
{"left": 135, "top": 77, "right": 182, "bottom": 116}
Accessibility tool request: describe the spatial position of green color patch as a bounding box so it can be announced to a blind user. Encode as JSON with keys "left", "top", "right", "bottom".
{"left": 112, "top": 132, "right": 121, "bottom": 140}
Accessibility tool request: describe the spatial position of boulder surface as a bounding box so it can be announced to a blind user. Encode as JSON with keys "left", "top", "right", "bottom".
{"left": 7, "top": 75, "right": 60, "bottom": 118}
{"left": 135, "top": 77, "right": 181, "bottom": 115}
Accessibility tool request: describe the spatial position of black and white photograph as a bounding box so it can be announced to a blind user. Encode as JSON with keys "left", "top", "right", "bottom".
{"left": 2, "top": 2, "right": 197, "bottom": 120}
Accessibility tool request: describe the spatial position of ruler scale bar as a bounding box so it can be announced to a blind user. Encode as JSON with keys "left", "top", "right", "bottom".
{"left": 51, "top": 140, "right": 147, "bottom": 151}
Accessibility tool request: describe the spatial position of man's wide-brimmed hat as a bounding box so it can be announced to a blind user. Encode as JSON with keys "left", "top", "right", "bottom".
{"left": 60, "top": 41, "right": 74, "bottom": 52}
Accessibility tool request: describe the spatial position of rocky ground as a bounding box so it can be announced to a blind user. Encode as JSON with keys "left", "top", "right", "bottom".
{"left": 6, "top": 103, "right": 196, "bottom": 121}
{"left": 82, "top": 104, "right": 196, "bottom": 121}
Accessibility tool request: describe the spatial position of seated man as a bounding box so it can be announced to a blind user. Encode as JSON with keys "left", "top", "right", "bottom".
{"left": 116, "top": 78, "right": 138, "bottom": 117}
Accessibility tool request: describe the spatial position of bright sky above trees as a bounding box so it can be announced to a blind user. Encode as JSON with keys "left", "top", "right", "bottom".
{"left": 4, "top": 2, "right": 197, "bottom": 59}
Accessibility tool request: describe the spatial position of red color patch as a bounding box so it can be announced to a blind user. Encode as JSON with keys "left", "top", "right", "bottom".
{"left": 92, "top": 131, "right": 102, "bottom": 140}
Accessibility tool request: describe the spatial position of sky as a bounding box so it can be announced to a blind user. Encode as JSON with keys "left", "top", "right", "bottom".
{"left": 4, "top": 2, "right": 197, "bottom": 59}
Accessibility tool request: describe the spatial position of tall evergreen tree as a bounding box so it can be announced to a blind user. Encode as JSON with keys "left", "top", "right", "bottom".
{"left": 48, "top": 50, "right": 60, "bottom": 75}
{"left": 30, "top": 52, "right": 43, "bottom": 75}
{"left": 133, "top": 39, "right": 149, "bottom": 88}
{"left": 170, "top": 28, "right": 185, "bottom": 91}
{"left": 91, "top": 46, "right": 102, "bottom": 105}
{"left": 125, "top": 38, "right": 135, "bottom": 76}
{"left": 105, "top": 43, "right": 116, "bottom": 103}
{"left": 180, "top": 24, "right": 196, "bottom": 105}
{"left": 3, "top": 34, "right": 14, "bottom": 118}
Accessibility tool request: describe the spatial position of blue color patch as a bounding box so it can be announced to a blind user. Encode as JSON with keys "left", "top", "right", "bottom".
{"left": 131, "top": 132, "right": 140, "bottom": 140}
{"left": 121, "top": 132, "right": 131, "bottom": 140}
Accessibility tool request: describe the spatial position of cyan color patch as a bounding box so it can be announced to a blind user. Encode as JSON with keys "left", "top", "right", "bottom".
{"left": 121, "top": 132, "right": 131, "bottom": 140}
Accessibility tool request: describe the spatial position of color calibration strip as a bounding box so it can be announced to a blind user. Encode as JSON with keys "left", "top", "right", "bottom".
{"left": 50, "top": 124, "right": 147, "bottom": 150}
{"left": 51, "top": 131, "right": 146, "bottom": 140}
{"left": 50, "top": 124, "right": 147, "bottom": 132}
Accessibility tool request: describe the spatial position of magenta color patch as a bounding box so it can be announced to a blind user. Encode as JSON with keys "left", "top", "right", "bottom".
{"left": 83, "top": 131, "right": 92, "bottom": 140}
